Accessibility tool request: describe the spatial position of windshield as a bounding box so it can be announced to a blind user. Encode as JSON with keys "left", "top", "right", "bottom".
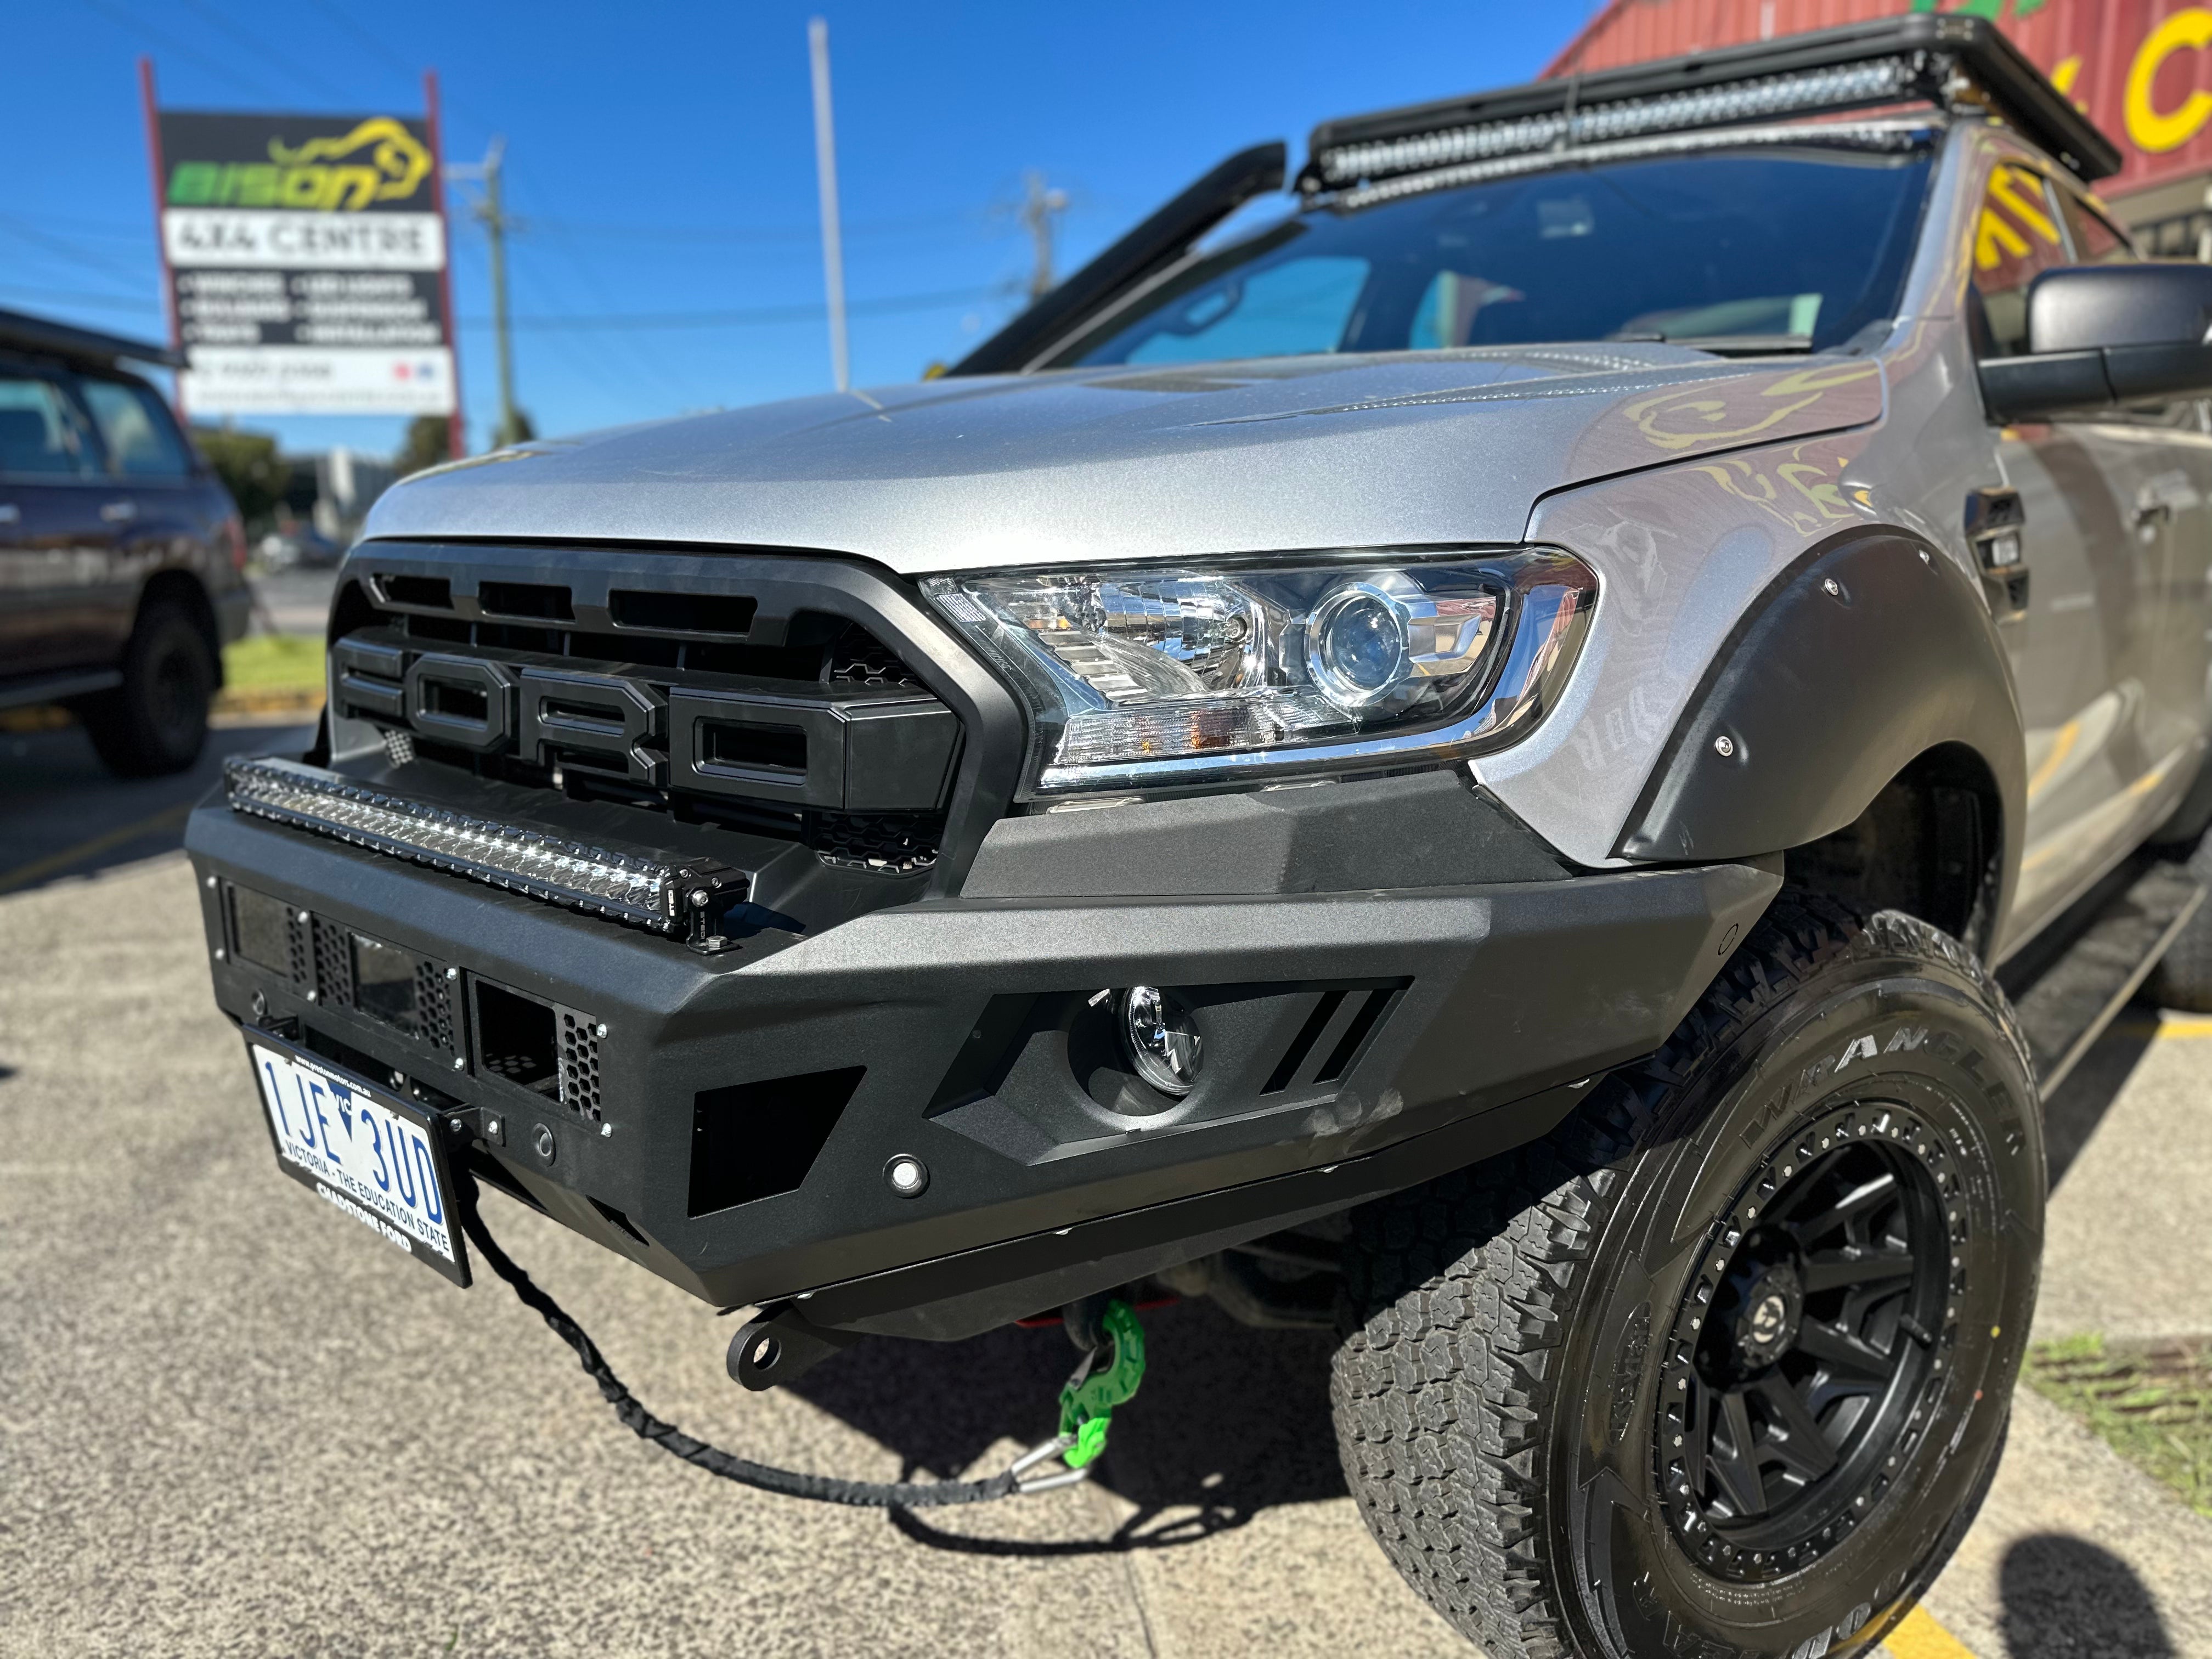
{"left": 1056, "top": 145, "right": 1933, "bottom": 367}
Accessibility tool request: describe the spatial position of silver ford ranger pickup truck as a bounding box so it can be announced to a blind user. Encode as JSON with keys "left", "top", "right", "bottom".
{"left": 185, "top": 16, "right": 2212, "bottom": 1657}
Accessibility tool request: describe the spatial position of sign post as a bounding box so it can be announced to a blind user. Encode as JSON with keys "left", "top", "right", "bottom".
{"left": 144, "top": 89, "right": 460, "bottom": 424}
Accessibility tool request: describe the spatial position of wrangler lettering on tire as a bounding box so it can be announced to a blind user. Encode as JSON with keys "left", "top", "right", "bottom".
{"left": 1331, "top": 899, "right": 2042, "bottom": 1659}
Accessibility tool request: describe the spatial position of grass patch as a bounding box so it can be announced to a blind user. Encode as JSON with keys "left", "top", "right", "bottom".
{"left": 223, "top": 633, "right": 325, "bottom": 693}
{"left": 2027, "top": 1333, "right": 2212, "bottom": 1516}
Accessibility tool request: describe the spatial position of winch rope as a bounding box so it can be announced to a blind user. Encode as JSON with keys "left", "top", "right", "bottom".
{"left": 462, "top": 1206, "right": 1042, "bottom": 1509}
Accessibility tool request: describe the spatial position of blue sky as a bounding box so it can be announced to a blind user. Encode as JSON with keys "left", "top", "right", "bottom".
{"left": 9, "top": 1, "right": 1591, "bottom": 455}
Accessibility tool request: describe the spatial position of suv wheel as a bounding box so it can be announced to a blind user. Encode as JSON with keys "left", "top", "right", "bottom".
{"left": 78, "top": 597, "right": 216, "bottom": 777}
{"left": 1330, "top": 897, "right": 2041, "bottom": 1659}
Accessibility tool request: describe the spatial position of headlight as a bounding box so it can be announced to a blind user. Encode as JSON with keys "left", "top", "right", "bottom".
{"left": 924, "top": 549, "right": 1595, "bottom": 793}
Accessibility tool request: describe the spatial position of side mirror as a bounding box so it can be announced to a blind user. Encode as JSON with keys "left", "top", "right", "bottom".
{"left": 1978, "top": 263, "right": 2212, "bottom": 422}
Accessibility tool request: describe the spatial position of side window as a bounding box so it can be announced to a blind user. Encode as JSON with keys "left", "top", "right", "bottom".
{"left": 0, "top": 375, "right": 99, "bottom": 477}
{"left": 76, "top": 377, "right": 193, "bottom": 478}
{"left": 2058, "top": 192, "right": 2138, "bottom": 264}
{"left": 1973, "top": 163, "right": 2071, "bottom": 357}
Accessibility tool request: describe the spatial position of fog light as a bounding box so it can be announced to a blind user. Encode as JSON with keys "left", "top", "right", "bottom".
{"left": 1117, "top": 985, "right": 1201, "bottom": 1097}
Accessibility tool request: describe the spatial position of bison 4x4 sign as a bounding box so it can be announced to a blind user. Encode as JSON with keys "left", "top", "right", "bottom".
{"left": 148, "top": 100, "right": 458, "bottom": 417}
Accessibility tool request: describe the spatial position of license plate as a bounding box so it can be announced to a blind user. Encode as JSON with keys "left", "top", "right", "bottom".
{"left": 246, "top": 1031, "right": 470, "bottom": 1286}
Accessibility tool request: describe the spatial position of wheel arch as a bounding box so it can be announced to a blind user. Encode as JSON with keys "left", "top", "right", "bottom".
{"left": 1616, "top": 528, "right": 2023, "bottom": 958}
{"left": 137, "top": 567, "right": 224, "bottom": 688}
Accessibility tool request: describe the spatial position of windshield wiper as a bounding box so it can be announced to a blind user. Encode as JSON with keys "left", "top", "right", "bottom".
{"left": 1611, "top": 330, "right": 1814, "bottom": 356}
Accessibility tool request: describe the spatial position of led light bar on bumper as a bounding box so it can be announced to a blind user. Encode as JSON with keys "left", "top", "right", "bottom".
{"left": 224, "top": 757, "right": 747, "bottom": 947}
{"left": 924, "top": 548, "right": 1595, "bottom": 794}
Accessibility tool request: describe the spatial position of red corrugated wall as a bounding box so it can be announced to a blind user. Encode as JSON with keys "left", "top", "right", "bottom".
{"left": 1544, "top": 1, "right": 2212, "bottom": 203}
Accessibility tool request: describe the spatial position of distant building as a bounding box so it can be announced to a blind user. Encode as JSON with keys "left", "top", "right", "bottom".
{"left": 312, "top": 446, "right": 397, "bottom": 542}
{"left": 1548, "top": 1, "right": 2212, "bottom": 257}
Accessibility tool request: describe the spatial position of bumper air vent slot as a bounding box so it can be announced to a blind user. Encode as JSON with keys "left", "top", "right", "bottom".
{"left": 475, "top": 980, "right": 558, "bottom": 1098}
{"left": 1260, "top": 983, "right": 1406, "bottom": 1095}
{"left": 610, "top": 589, "right": 757, "bottom": 635}
{"left": 477, "top": 580, "right": 573, "bottom": 620}
{"left": 379, "top": 574, "right": 452, "bottom": 608}
{"left": 689, "top": 1067, "right": 864, "bottom": 1216}
{"left": 701, "top": 720, "right": 808, "bottom": 779}
{"left": 1263, "top": 991, "right": 1344, "bottom": 1095}
{"left": 1317, "top": 987, "right": 1398, "bottom": 1083}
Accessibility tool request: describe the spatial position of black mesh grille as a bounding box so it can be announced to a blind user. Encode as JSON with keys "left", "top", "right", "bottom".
{"left": 827, "top": 629, "right": 926, "bottom": 690}
{"left": 814, "top": 812, "right": 942, "bottom": 875}
{"left": 413, "top": 960, "right": 458, "bottom": 1053}
{"left": 312, "top": 918, "right": 354, "bottom": 1008}
{"left": 558, "top": 1010, "right": 603, "bottom": 1123}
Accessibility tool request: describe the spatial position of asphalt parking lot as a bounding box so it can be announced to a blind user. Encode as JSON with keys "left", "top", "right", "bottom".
{"left": 4, "top": 715, "right": 2210, "bottom": 1658}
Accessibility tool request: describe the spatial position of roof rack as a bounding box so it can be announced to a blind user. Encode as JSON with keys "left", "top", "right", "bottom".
{"left": 1302, "top": 14, "right": 2118, "bottom": 198}
{"left": 0, "top": 307, "right": 183, "bottom": 370}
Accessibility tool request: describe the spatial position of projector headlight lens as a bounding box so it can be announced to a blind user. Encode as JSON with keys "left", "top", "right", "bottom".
{"left": 924, "top": 549, "right": 1594, "bottom": 792}
{"left": 1312, "top": 580, "right": 1415, "bottom": 707}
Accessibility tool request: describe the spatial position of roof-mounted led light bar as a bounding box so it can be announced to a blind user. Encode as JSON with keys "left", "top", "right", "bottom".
{"left": 1317, "top": 57, "right": 1922, "bottom": 189}
{"left": 224, "top": 757, "right": 747, "bottom": 949}
{"left": 1304, "top": 13, "right": 2119, "bottom": 198}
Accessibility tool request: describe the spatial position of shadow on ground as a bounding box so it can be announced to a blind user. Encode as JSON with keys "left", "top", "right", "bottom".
{"left": 791, "top": 1297, "right": 1347, "bottom": 1554}
{"left": 2000, "top": 1532, "right": 2176, "bottom": 1658}
{"left": 0, "top": 719, "right": 313, "bottom": 894}
{"left": 2039, "top": 1015, "right": 2157, "bottom": 1188}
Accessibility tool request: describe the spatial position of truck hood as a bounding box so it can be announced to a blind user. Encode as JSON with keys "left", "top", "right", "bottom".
{"left": 366, "top": 347, "right": 1884, "bottom": 573}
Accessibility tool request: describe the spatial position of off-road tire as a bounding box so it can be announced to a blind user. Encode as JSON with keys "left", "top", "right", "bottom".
{"left": 77, "top": 597, "right": 215, "bottom": 777}
{"left": 2145, "top": 832, "right": 2212, "bottom": 1012}
{"left": 1331, "top": 896, "right": 2042, "bottom": 1659}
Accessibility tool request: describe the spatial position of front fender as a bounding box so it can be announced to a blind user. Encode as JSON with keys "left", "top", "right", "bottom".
{"left": 1615, "top": 529, "right": 2023, "bottom": 920}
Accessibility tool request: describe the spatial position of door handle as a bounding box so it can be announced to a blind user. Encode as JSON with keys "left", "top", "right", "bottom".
{"left": 0, "top": 504, "right": 19, "bottom": 524}
{"left": 100, "top": 499, "right": 137, "bottom": 523}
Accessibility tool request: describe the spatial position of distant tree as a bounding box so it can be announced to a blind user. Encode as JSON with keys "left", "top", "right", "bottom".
{"left": 396, "top": 415, "right": 453, "bottom": 478}
{"left": 190, "top": 426, "right": 286, "bottom": 528}
{"left": 494, "top": 408, "right": 536, "bottom": 448}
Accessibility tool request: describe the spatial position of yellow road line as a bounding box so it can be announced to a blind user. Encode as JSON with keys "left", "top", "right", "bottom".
{"left": 2109, "top": 1015, "right": 2212, "bottom": 1041}
{"left": 1886, "top": 1604, "right": 1979, "bottom": 1659}
{"left": 0, "top": 802, "right": 193, "bottom": 895}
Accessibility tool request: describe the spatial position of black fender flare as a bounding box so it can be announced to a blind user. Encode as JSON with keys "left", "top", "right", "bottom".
{"left": 1616, "top": 528, "right": 2024, "bottom": 928}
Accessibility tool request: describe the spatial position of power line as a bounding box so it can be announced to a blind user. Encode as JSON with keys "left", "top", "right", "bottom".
{"left": 457, "top": 283, "right": 1012, "bottom": 332}
{"left": 0, "top": 218, "right": 156, "bottom": 284}
{"left": 522, "top": 211, "right": 1011, "bottom": 247}
{"left": 0, "top": 286, "right": 163, "bottom": 317}
{"left": 78, "top": 0, "right": 288, "bottom": 103}
{"left": 303, "top": 0, "right": 424, "bottom": 84}
{"left": 174, "top": 0, "right": 357, "bottom": 106}
{"left": 503, "top": 171, "right": 699, "bottom": 414}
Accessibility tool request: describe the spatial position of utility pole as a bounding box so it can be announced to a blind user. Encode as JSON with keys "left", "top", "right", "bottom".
{"left": 1021, "top": 170, "right": 1069, "bottom": 302}
{"left": 808, "top": 18, "right": 850, "bottom": 393}
{"left": 450, "top": 139, "right": 521, "bottom": 447}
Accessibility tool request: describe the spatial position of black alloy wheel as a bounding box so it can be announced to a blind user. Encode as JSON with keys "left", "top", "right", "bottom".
{"left": 1663, "top": 1110, "right": 1954, "bottom": 1582}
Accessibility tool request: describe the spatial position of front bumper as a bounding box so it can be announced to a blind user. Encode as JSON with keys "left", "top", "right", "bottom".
{"left": 187, "top": 770, "right": 1777, "bottom": 1339}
